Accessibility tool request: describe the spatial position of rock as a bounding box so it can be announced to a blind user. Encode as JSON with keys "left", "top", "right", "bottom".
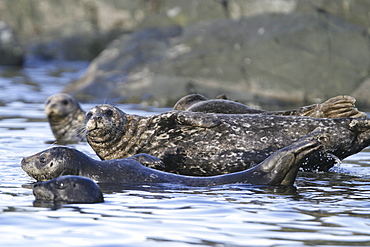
{"left": 28, "top": 29, "right": 125, "bottom": 61}
{"left": 0, "top": 20, "right": 23, "bottom": 66}
{"left": 65, "top": 12, "right": 370, "bottom": 108}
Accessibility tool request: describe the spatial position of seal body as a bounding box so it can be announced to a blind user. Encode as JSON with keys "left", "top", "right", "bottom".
{"left": 22, "top": 130, "right": 323, "bottom": 186}
{"left": 84, "top": 104, "right": 370, "bottom": 176}
{"left": 44, "top": 93, "right": 86, "bottom": 143}
{"left": 173, "top": 94, "right": 366, "bottom": 118}
{"left": 32, "top": 175, "right": 104, "bottom": 204}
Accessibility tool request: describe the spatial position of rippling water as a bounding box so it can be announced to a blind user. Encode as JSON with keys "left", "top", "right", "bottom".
{"left": 1, "top": 60, "right": 370, "bottom": 246}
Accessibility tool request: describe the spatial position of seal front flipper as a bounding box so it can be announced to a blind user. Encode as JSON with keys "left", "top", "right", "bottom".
{"left": 175, "top": 111, "right": 221, "bottom": 128}
{"left": 128, "top": 153, "right": 165, "bottom": 169}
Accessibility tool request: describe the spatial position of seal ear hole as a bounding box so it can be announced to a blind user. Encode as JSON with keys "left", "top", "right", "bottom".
{"left": 46, "top": 100, "right": 51, "bottom": 105}
{"left": 49, "top": 162, "right": 54, "bottom": 168}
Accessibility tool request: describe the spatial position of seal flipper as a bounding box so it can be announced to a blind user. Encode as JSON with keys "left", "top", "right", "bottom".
{"left": 242, "top": 130, "right": 323, "bottom": 186}
{"left": 301, "top": 95, "right": 366, "bottom": 118}
{"left": 175, "top": 111, "right": 221, "bottom": 128}
{"left": 346, "top": 118, "right": 370, "bottom": 155}
{"left": 128, "top": 153, "right": 165, "bottom": 169}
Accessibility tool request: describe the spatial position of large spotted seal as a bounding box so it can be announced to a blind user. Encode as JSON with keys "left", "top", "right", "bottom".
{"left": 173, "top": 94, "right": 366, "bottom": 118}
{"left": 44, "top": 93, "right": 86, "bottom": 143}
{"left": 32, "top": 175, "right": 104, "bottom": 204}
{"left": 22, "top": 131, "right": 323, "bottom": 186}
{"left": 84, "top": 104, "right": 370, "bottom": 175}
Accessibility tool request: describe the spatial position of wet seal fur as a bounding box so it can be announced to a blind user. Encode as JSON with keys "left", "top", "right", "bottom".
{"left": 32, "top": 175, "right": 104, "bottom": 204}
{"left": 44, "top": 93, "right": 86, "bottom": 143}
{"left": 84, "top": 104, "right": 370, "bottom": 175}
{"left": 22, "top": 130, "right": 324, "bottom": 186}
{"left": 173, "top": 94, "right": 366, "bottom": 118}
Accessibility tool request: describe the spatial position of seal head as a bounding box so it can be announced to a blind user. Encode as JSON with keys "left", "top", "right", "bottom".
{"left": 32, "top": 175, "right": 104, "bottom": 204}
{"left": 21, "top": 147, "right": 82, "bottom": 181}
{"left": 45, "top": 93, "right": 86, "bottom": 143}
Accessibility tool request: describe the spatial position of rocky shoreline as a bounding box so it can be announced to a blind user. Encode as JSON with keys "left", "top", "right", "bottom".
{"left": 1, "top": 0, "right": 370, "bottom": 109}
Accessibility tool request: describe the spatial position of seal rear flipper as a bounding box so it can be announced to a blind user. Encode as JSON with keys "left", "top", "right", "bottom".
{"left": 243, "top": 131, "right": 323, "bottom": 186}
{"left": 302, "top": 95, "right": 366, "bottom": 118}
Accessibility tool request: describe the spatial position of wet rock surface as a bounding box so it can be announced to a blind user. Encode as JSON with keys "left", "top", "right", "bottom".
{"left": 1, "top": 0, "right": 370, "bottom": 108}
{"left": 65, "top": 12, "right": 370, "bottom": 108}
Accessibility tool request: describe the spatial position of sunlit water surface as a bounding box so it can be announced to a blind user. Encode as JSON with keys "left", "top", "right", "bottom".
{"left": 1, "top": 60, "right": 370, "bottom": 247}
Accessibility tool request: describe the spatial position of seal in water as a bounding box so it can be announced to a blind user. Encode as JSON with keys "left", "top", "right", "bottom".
{"left": 44, "top": 93, "right": 86, "bottom": 143}
{"left": 84, "top": 104, "right": 370, "bottom": 175}
{"left": 173, "top": 94, "right": 366, "bottom": 118}
{"left": 22, "top": 130, "right": 324, "bottom": 186}
{"left": 22, "top": 151, "right": 165, "bottom": 182}
{"left": 32, "top": 175, "right": 104, "bottom": 204}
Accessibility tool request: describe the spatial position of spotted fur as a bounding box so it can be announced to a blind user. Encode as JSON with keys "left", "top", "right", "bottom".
{"left": 45, "top": 93, "right": 86, "bottom": 143}
{"left": 23, "top": 130, "right": 324, "bottom": 186}
{"left": 85, "top": 104, "right": 370, "bottom": 176}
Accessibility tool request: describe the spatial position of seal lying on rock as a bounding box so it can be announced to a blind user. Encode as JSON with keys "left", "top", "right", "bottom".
{"left": 84, "top": 104, "right": 370, "bottom": 175}
{"left": 32, "top": 175, "right": 104, "bottom": 204}
{"left": 22, "top": 131, "right": 323, "bottom": 186}
{"left": 44, "top": 93, "right": 86, "bottom": 143}
{"left": 173, "top": 94, "right": 366, "bottom": 118}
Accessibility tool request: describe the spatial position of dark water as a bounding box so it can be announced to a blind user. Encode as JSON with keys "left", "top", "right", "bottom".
{"left": 1, "top": 60, "right": 370, "bottom": 247}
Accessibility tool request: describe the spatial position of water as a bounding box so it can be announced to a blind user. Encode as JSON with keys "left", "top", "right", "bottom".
{"left": 1, "top": 60, "right": 370, "bottom": 247}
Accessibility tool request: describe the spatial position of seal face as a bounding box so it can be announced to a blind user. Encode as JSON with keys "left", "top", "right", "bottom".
{"left": 173, "top": 94, "right": 367, "bottom": 118}
{"left": 32, "top": 175, "right": 104, "bottom": 204}
{"left": 84, "top": 104, "right": 370, "bottom": 176}
{"left": 21, "top": 147, "right": 81, "bottom": 181}
{"left": 44, "top": 93, "right": 86, "bottom": 143}
{"left": 22, "top": 130, "right": 324, "bottom": 186}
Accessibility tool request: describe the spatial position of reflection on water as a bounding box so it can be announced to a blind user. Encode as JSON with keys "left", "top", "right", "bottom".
{"left": 1, "top": 60, "right": 370, "bottom": 246}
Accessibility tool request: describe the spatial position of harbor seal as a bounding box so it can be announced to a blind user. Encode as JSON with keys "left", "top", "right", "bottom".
{"left": 22, "top": 130, "right": 323, "bottom": 186}
{"left": 84, "top": 104, "right": 370, "bottom": 175}
{"left": 32, "top": 175, "right": 104, "bottom": 204}
{"left": 22, "top": 151, "right": 165, "bottom": 182}
{"left": 44, "top": 93, "right": 86, "bottom": 143}
{"left": 173, "top": 94, "right": 366, "bottom": 118}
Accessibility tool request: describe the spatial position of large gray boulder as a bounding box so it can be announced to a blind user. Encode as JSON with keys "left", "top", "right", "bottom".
{"left": 65, "top": 12, "right": 370, "bottom": 108}
{"left": 0, "top": 21, "right": 23, "bottom": 66}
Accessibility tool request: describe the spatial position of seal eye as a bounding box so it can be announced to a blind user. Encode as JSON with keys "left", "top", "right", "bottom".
{"left": 40, "top": 157, "right": 46, "bottom": 163}
{"left": 62, "top": 99, "right": 69, "bottom": 105}
{"left": 46, "top": 100, "right": 51, "bottom": 105}
{"left": 86, "top": 112, "right": 92, "bottom": 120}
{"left": 55, "top": 181, "right": 67, "bottom": 189}
{"left": 105, "top": 109, "right": 113, "bottom": 117}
